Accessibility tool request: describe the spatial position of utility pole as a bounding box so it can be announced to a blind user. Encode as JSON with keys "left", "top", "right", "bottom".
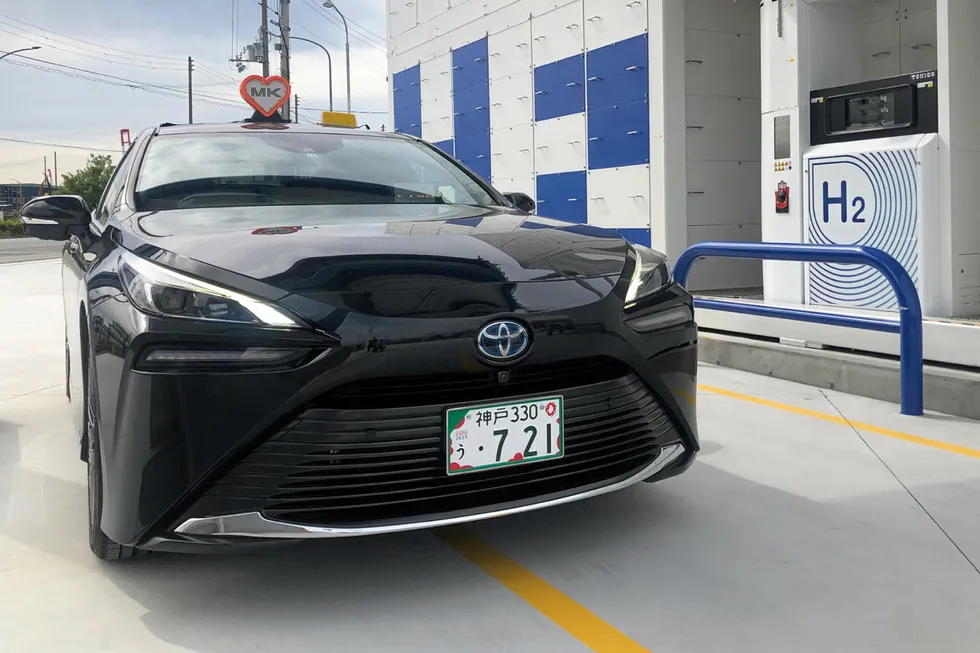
{"left": 294, "top": 95, "right": 299, "bottom": 123}
{"left": 53, "top": 152, "right": 58, "bottom": 187}
{"left": 260, "top": 0, "right": 270, "bottom": 77}
{"left": 187, "top": 57, "right": 194, "bottom": 124}
{"left": 279, "top": 0, "right": 291, "bottom": 120}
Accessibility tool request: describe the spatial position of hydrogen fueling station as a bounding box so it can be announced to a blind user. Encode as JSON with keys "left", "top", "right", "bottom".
{"left": 2, "top": 2, "right": 980, "bottom": 652}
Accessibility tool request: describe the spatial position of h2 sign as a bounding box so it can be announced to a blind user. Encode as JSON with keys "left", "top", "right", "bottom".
{"left": 809, "top": 159, "right": 875, "bottom": 245}
{"left": 822, "top": 180, "right": 867, "bottom": 223}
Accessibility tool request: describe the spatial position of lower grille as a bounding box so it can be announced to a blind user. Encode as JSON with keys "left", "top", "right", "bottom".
{"left": 189, "top": 358, "right": 680, "bottom": 527}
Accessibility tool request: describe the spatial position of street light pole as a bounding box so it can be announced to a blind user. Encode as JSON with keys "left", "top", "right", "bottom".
{"left": 323, "top": 1, "right": 351, "bottom": 113}
{"left": 291, "top": 36, "right": 333, "bottom": 111}
{"left": 0, "top": 45, "right": 41, "bottom": 63}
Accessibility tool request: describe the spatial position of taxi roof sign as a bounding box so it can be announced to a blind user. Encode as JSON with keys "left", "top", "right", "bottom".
{"left": 321, "top": 111, "right": 357, "bottom": 128}
{"left": 240, "top": 75, "right": 292, "bottom": 118}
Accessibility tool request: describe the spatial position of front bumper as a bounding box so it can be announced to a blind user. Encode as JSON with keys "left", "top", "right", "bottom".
{"left": 171, "top": 444, "right": 685, "bottom": 540}
{"left": 91, "top": 280, "right": 698, "bottom": 549}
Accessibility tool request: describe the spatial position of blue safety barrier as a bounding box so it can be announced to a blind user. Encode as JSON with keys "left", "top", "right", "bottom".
{"left": 672, "top": 242, "right": 924, "bottom": 416}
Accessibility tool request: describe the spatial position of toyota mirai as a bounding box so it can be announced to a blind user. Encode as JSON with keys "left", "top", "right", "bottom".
{"left": 19, "top": 120, "right": 699, "bottom": 560}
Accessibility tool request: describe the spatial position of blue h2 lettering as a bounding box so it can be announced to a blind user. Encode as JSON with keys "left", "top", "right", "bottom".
{"left": 822, "top": 180, "right": 866, "bottom": 223}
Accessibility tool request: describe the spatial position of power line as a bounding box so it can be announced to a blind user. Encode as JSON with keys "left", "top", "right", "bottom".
{"left": 290, "top": 21, "right": 385, "bottom": 70}
{"left": 0, "top": 12, "right": 185, "bottom": 62}
{"left": 4, "top": 55, "right": 245, "bottom": 108}
{"left": 301, "top": 0, "right": 386, "bottom": 52}
{"left": 5, "top": 55, "right": 389, "bottom": 116}
{"left": 0, "top": 136, "right": 117, "bottom": 153}
{"left": 0, "top": 25, "right": 186, "bottom": 71}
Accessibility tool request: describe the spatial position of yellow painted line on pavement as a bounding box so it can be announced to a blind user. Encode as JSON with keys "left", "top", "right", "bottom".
{"left": 436, "top": 527, "right": 652, "bottom": 653}
{"left": 698, "top": 384, "right": 980, "bottom": 459}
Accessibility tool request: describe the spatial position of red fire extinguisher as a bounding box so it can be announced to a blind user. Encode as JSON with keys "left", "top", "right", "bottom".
{"left": 775, "top": 180, "right": 790, "bottom": 213}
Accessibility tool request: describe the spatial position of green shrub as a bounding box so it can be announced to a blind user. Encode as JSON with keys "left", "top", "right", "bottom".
{"left": 0, "top": 219, "right": 25, "bottom": 238}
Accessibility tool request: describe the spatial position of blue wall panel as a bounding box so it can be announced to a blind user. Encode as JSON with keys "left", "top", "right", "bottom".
{"left": 455, "top": 130, "right": 491, "bottom": 180}
{"left": 432, "top": 139, "right": 455, "bottom": 156}
{"left": 394, "top": 102, "right": 422, "bottom": 137}
{"left": 587, "top": 99, "right": 649, "bottom": 170}
{"left": 536, "top": 171, "right": 588, "bottom": 224}
{"left": 451, "top": 37, "right": 489, "bottom": 92}
{"left": 585, "top": 34, "right": 648, "bottom": 112}
{"left": 451, "top": 36, "right": 492, "bottom": 181}
{"left": 533, "top": 54, "right": 585, "bottom": 122}
{"left": 453, "top": 82, "right": 491, "bottom": 137}
{"left": 393, "top": 63, "right": 422, "bottom": 137}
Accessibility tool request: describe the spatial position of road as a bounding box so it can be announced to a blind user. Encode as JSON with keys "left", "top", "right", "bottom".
{"left": 0, "top": 237, "right": 63, "bottom": 264}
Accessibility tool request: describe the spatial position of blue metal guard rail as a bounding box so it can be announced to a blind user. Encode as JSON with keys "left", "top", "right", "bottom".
{"left": 672, "top": 242, "right": 924, "bottom": 416}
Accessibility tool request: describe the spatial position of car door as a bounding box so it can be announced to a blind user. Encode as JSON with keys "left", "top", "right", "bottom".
{"left": 65, "top": 145, "right": 137, "bottom": 437}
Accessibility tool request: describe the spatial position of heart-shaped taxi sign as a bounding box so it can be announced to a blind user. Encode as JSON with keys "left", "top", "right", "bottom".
{"left": 239, "top": 75, "right": 292, "bottom": 117}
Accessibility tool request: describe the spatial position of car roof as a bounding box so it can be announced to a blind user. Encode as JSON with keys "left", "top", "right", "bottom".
{"left": 154, "top": 121, "right": 402, "bottom": 139}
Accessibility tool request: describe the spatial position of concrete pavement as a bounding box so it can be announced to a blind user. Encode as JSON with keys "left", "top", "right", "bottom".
{"left": 2, "top": 259, "right": 980, "bottom": 653}
{"left": 0, "top": 237, "right": 64, "bottom": 264}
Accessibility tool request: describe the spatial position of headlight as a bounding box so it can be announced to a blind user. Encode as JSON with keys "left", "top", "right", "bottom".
{"left": 118, "top": 251, "right": 301, "bottom": 328}
{"left": 624, "top": 244, "right": 671, "bottom": 308}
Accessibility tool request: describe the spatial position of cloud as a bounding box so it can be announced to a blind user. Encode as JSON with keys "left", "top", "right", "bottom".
{"left": 0, "top": 0, "right": 388, "bottom": 182}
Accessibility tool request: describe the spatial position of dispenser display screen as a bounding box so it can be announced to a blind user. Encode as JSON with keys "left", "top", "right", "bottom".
{"left": 836, "top": 86, "right": 913, "bottom": 133}
{"left": 810, "top": 71, "right": 937, "bottom": 146}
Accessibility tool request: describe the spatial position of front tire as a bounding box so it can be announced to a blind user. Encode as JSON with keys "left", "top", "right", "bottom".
{"left": 86, "top": 347, "right": 143, "bottom": 561}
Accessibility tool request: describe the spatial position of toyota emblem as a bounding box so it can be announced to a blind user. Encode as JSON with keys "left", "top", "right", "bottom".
{"left": 476, "top": 320, "right": 530, "bottom": 362}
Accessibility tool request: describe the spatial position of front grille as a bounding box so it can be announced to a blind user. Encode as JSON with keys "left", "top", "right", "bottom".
{"left": 188, "top": 358, "right": 681, "bottom": 527}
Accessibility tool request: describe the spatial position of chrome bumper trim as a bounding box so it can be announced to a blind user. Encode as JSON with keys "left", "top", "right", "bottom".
{"left": 173, "top": 443, "right": 685, "bottom": 539}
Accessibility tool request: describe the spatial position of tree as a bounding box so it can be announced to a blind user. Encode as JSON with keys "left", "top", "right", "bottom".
{"left": 59, "top": 154, "right": 115, "bottom": 209}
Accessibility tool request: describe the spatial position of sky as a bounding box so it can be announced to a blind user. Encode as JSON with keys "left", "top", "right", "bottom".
{"left": 0, "top": 0, "right": 389, "bottom": 185}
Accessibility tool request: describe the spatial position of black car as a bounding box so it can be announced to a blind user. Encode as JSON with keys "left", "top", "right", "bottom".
{"left": 19, "top": 121, "right": 699, "bottom": 560}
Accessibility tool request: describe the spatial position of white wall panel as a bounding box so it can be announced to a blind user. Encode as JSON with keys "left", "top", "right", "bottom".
{"left": 586, "top": 165, "right": 650, "bottom": 228}
{"left": 492, "top": 174, "right": 536, "bottom": 198}
{"left": 861, "top": 18, "right": 901, "bottom": 79}
{"left": 491, "top": 123, "right": 535, "bottom": 178}
{"left": 420, "top": 53, "right": 453, "bottom": 103}
{"left": 532, "top": 113, "right": 586, "bottom": 174}
{"left": 583, "top": 0, "right": 646, "bottom": 51}
{"left": 489, "top": 72, "right": 533, "bottom": 127}
{"left": 686, "top": 96, "right": 760, "bottom": 163}
{"left": 530, "top": 1, "right": 585, "bottom": 67}
{"left": 686, "top": 224, "right": 763, "bottom": 291}
{"left": 418, "top": 0, "right": 450, "bottom": 25}
{"left": 488, "top": 22, "right": 533, "bottom": 79}
{"left": 900, "top": 8, "right": 938, "bottom": 72}
{"left": 686, "top": 160, "right": 760, "bottom": 227}
{"left": 389, "top": 0, "right": 419, "bottom": 39}
{"left": 685, "top": 0, "right": 761, "bottom": 292}
{"left": 685, "top": 0, "right": 757, "bottom": 34}
{"left": 866, "top": 0, "right": 899, "bottom": 24}
{"left": 684, "top": 30, "right": 759, "bottom": 99}
{"left": 421, "top": 95, "right": 454, "bottom": 142}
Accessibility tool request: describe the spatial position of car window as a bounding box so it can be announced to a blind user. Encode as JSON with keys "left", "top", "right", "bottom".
{"left": 133, "top": 131, "right": 500, "bottom": 211}
{"left": 95, "top": 145, "right": 137, "bottom": 225}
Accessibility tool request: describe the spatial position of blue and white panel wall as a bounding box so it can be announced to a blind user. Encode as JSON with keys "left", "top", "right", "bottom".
{"left": 388, "top": 0, "right": 653, "bottom": 248}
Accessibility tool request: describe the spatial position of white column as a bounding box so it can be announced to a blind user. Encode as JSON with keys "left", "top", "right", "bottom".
{"left": 647, "top": 0, "right": 687, "bottom": 263}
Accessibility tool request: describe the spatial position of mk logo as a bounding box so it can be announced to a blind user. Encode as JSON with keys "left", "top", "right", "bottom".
{"left": 250, "top": 87, "right": 283, "bottom": 98}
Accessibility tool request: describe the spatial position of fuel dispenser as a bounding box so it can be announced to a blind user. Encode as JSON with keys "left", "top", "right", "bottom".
{"left": 802, "top": 71, "right": 942, "bottom": 315}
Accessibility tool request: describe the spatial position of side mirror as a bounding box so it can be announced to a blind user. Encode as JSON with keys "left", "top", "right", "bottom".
{"left": 19, "top": 195, "right": 91, "bottom": 241}
{"left": 503, "top": 192, "right": 535, "bottom": 213}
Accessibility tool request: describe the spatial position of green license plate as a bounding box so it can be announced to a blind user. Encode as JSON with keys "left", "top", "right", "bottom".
{"left": 445, "top": 396, "right": 564, "bottom": 475}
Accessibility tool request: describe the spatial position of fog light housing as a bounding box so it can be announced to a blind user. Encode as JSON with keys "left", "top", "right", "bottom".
{"left": 624, "top": 304, "right": 693, "bottom": 333}
{"left": 136, "top": 346, "right": 312, "bottom": 372}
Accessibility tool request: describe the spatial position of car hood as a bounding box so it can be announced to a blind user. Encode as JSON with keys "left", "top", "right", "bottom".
{"left": 126, "top": 204, "right": 634, "bottom": 318}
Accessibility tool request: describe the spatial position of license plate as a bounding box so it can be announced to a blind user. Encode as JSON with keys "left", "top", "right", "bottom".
{"left": 446, "top": 396, "right": 564, "bottom": 475}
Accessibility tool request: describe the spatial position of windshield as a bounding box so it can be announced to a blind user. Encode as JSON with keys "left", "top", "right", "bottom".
{"left": 134, "top": 130, "right": 499, "bottom": 211}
